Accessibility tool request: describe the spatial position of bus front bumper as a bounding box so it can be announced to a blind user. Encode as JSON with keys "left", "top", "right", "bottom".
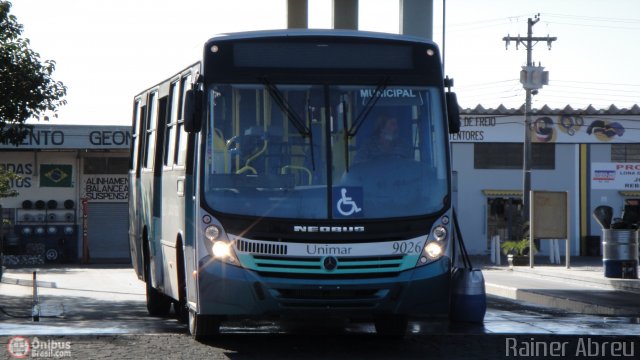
{"left": 195, "top": 256, "right": 451, "bottom": 319}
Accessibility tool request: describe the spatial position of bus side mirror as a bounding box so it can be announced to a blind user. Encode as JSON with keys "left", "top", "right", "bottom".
{"left": 184, "top": 89, "right": 203, "bottom": 133}
{"left": 446, "top": 91, "right": 460, "bottom": 134}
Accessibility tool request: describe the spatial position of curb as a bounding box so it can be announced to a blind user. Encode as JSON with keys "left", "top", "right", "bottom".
{"left": 485, "top": 281, "right": 639, "bottom": 316}
{"left": 509, "top": 268, "right": 640, "bottom": 295}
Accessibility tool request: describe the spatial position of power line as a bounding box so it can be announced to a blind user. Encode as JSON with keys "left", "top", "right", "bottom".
{"left": 458, "top": 79, "right": 640, "bottom": 108}
{"left": 462, "top": 84, "right": 640, "bottom": 98}
{"left": 448, "top": 13, "right": 531, "bottom": 27}
{"left": 441, "top": 11, "right": 640, "bottom": 34}
{"left": 541, "top": 88, "right": 640, "bottom": 100}
{"left": 543, "top": 20, "right": 640, "bottom": 31}
{"left": 461, "top": 87, "right": 522, "bottom": 96}
{"left": 554, "top": 79, "right": 640, "bottom": 88}
{"left": 464, "top": 78, "right": 518, "bottom": 86}
{"left": 543, "top": 12, "right": 640, "bottom": 25}
{"left": 444, "top": 13, "right": 543, "bottom": 33}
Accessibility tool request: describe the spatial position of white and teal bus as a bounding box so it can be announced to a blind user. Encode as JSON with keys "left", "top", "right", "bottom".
{"left": 129, "top": 30, "right": 460, "bottom": 340}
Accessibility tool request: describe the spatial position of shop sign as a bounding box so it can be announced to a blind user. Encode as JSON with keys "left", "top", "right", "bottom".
{"left": 81, "top": 175, "right": 129, "bottom": 202}
{"left": 0, "top": 162, "right": 33, "bottom": 188}
{"left": 592, "top": 162, "right": 640, "bottom": 190}
{"left": 0, "top": 125, "right": 131, "bottom": 150}
{"left": 450, "top": 115, "right": 640, "bottom": 144}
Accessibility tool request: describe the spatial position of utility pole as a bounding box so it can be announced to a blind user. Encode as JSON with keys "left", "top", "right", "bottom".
{"left": 503, "top": 14, "right": 557, "bottom": 228}
{"left": 287, "top": 0, "right": 308, "bottom": 29}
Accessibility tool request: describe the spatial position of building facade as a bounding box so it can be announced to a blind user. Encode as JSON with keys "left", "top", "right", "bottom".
{"left": 451, "top": 105, "right": 640, "bottom": 257}
{"left": 3, "top": 106, "right": 638, "bottom": 263}
{"left": 0, "top": 124, "right": 131, "bottom": 264}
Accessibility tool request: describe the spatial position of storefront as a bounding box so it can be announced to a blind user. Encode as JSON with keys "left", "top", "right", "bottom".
{"left": 0, "top": 124, "right": 131, "bottom": 264}
{"left": 451, "top": 105, "right": 640, "bottom": 256}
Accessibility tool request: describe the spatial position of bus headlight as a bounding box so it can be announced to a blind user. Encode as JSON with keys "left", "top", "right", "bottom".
{"left": 212, "top": 241, "right": 232, "bottom": 258}
{"left": 204, "top": 225, "right": 221, "bottom": 241}
{"left": 417, "top": 217, "right": 451, "bottom": 266}
{"left": 417, "top": 241, "right": 445, "bottom": 265}
{"left": 204, "top": 224, "right": 237, "bottom": 264}
{"left": 424, "top": 242, "right": 443, "bottom": 259}
{"left": 210, "top": 240, "right": 238, "bottom": 264}
{"left": 432, "top": 225, "right": 447, "bottom": 241}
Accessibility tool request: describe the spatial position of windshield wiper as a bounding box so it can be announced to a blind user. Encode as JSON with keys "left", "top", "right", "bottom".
{"left": 261, "top": 78, "right": 315, "bottom": 170}
{"left": 342, "top": 96, "right": 351, "bottom": 172}
{"left": 347, "top": 77, "right": 389, "bottom": 137}
{"left": 344, "top": 77, "right": 389, "bottom": 172}
{"left": 261, "top": 78, "right": 311, "bottom": 138}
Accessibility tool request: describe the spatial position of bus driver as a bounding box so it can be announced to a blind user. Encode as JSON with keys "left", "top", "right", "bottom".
{"left": 354, "top": 113, "right": 411, "bottom": 164}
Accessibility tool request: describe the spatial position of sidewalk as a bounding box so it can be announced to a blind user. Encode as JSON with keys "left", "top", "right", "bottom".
{"left": 479, "top": 255, "right": 640, "bottom": 316}
{"left": 0, "top": 264, "right": 188, "bottom": 336}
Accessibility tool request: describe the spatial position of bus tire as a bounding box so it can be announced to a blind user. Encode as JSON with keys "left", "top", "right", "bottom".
{"left": 189, "top": 309, "right": 221, "bottom": 341}
{"left": 174, "top": 300, "right": 188, "bottom": 323}
{"left": 146, "top": 279, "right": 172, "bottom": 316}
{"left": 374, "top": 315, "right": 408, "bottom": 338}
{"left": 144, "top": 251, "right": 172, "bottom": 316}
{"left": 175, "top": 246, "right": 188, "bottom": 323}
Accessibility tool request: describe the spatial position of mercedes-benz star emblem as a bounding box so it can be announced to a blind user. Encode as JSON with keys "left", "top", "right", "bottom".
{"left": 323, "top": 256, "right": 338, "bottom": 271}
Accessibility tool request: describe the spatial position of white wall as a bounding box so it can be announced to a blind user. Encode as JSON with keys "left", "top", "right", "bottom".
{"left": 452, "top": 143, "right": 580, "bottom": 255}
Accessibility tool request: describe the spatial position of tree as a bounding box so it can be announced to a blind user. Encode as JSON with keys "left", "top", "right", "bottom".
{"left": 0, "top": 1, "right": 66, "bottom": 199}
{"left": 0, "top": 1, "right": 67, "bottom": 146}
{"left": 0, "top": 168, "right": 19, "bottom": 198}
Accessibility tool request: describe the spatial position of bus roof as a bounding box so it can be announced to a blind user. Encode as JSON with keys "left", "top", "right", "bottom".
{"left": 133, "top": 30, "right": 441, "bottom": 99}
{"left": 206, "top": 29, "right": 438, "bottom": 48}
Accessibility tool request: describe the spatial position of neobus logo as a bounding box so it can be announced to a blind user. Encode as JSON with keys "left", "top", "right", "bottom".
{"left": 293, "top": 225, "right": 365, "bottom": 233}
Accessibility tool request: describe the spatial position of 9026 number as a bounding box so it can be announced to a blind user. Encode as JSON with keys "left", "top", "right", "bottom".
{"left": 392, "top": 241, "right": 423, "bottom": 254}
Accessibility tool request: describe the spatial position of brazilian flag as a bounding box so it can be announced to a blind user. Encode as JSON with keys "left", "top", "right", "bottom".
{"left": 40, "top": 164, "right": 72, "bottom": 187}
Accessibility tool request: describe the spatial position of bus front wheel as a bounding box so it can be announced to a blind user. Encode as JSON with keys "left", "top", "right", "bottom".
{"left": 189, "top": 309, "right": 222, "bottom": 341}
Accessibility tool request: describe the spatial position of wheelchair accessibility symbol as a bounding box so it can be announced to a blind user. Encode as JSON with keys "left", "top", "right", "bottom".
{"left": 335, "top": 187, "right": 362, "bottom": 217}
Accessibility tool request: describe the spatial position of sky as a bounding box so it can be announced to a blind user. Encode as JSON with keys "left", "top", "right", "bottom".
{"left": 8, "top": 0, "right": 640, "bottom": 126}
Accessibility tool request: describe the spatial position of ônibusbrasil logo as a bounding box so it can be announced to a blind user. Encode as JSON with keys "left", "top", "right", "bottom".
{"left": 6, "top": 336, "right": 72, "bottom": 358}
{"left": 6, "top": 336, "right": 30, "bottom": 358}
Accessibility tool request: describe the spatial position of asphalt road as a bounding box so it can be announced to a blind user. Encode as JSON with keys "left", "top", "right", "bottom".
{"left": 2, "top": 329, "right": 639, "bottom": 359}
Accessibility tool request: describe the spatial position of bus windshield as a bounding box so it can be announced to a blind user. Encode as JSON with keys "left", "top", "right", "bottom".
{"left": 202, "top": 83, "right": 449, "bottom": 219}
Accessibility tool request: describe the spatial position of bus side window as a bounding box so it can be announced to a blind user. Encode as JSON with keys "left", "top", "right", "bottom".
{"left": 176, "top": 75, "right": 191, "bottom": 166}
{"left": 144, "top": 92, "right": 158, "bottom": 170}
{"left": 156, "top": 95, "right": 168, "bottom": 174}
{"left": 130, "top": 99, "right": 144, "bottom": 174}
{"left": 164, "top": 81, "right": 180, "bottom": 167}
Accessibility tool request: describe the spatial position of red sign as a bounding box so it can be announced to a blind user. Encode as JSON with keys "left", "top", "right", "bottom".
{"left": 81, "top": 198, "right": 90, "bottom": 263}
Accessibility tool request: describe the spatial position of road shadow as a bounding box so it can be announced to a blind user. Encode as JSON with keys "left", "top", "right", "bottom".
{"left": 0, "top": 292, "right": 184, "bottom": 334}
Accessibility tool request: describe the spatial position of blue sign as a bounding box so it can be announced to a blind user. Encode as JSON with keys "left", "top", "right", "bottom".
{"left": 333, "top": 186, "right": 363, "bottom": 218}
